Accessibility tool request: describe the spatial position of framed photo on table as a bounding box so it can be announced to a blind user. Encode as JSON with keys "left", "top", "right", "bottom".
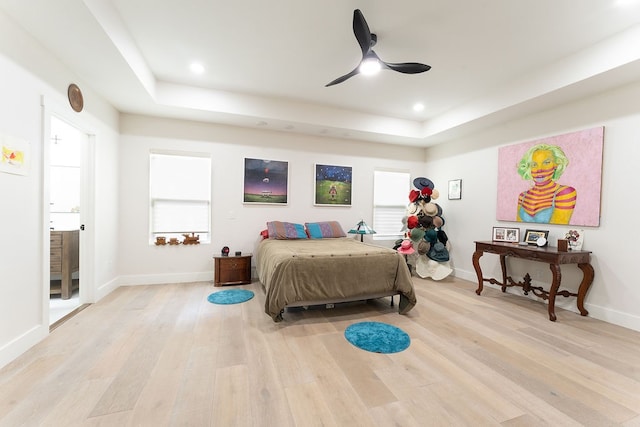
{"left": 524, "top": 229, "right": 549, "bottom": 245}
{"left": 492, "top": 227, "right": 520, "bottom": 243}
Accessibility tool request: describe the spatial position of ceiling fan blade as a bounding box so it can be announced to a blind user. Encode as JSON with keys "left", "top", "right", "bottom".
{"left": 326, "top": 9, "right": 432, "bottom": 87}
{"left": 383, "top": 62, "right": 432, "bottom": 74}
{"left": 325, "top": 68, "right": 360, "bottom": 87}
{"left": 352, "top": 9, "right": 372, "bottom": 57}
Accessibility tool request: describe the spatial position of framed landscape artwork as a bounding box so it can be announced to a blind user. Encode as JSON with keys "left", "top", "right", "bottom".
{"left": 314, "top": 164, "right": 352, "bottom": 206}
{"left": 243, "top": 158, "right": 288, "bottom": 204}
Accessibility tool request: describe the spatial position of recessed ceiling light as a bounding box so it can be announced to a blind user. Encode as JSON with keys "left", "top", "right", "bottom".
{"left": 413, "top": 103, "right": 425, "bottom": 112}
{"left": 189, "top": 62, "right": 205, "bottom": 74}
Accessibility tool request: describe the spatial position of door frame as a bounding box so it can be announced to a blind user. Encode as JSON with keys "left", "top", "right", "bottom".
{"left": 41, "top": 95, "right": 96, "bottom": 324}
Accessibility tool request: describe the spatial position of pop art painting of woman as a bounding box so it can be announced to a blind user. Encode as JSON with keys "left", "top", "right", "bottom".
{"left": 516, "top": 144, "right": 576, "bottom": 224}
{"left": 496, "top": 127, "right": 604, "bottom": 227}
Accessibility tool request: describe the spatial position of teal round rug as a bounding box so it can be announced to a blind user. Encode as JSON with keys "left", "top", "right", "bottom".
{"left": 344, "top": 321, "right": 410, "bottom": 354}
{"left": 207, "top": 289, "right": 254, "bottom": 305}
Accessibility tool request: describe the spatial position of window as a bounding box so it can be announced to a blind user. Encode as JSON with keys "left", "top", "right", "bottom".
{"left": 149, "top": 152, "right": 211, "bottom": 243}
{"left": 373, "top": 170, "right": 410, "bottom": 240}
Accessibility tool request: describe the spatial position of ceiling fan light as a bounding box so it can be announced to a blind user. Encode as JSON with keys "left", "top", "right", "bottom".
{"left": 359, "top": 57, "right": 381, "bottom": 75}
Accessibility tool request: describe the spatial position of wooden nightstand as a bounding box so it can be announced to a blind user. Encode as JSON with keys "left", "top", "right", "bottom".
{"left": 213, "top": 254, "right": 252, "bottom": 286}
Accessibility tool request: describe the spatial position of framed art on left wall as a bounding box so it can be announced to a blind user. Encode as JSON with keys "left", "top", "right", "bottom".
{"left": 0, "top": 133, "right": 30, "bottom": 176}
{"left": 243, "top": 158, "right": 288, "bottom": 204}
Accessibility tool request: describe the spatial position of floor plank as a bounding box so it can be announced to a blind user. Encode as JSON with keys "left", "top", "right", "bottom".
{"left": 1, "top": 277, "right": 639, "bottom": 426}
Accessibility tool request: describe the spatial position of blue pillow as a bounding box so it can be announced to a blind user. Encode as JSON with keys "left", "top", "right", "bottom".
{"left": 305, "top": 221, "right": 346, "bottom": 239}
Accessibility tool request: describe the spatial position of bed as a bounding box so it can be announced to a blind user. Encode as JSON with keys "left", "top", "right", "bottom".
{"left": 256, "top": 237, "right": 417, "bottom": 321}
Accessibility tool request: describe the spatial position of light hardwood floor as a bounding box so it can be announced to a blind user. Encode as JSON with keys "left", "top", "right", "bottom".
{"left": 1, "top": 277, "right": 639, "bottom": 426}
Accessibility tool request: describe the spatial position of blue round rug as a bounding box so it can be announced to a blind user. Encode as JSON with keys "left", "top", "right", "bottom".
{"left": 207, "top": 289, "right": 254, "bottom": 305}
{"left": 344, "top": 321, "right": 410, "bottom": 354}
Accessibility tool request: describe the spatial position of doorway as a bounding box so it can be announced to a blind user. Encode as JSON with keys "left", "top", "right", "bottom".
{"left": 49, "top": 116, "right": 85, "bottom": 326}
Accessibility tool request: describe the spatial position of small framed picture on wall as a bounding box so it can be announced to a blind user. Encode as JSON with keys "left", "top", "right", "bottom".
{"left": 448, "top": 179, "right": 462, "bottom": 200}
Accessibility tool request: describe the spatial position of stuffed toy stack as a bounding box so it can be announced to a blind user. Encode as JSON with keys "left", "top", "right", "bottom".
{"left": 395, "top": 177, "right": 453, "bottom": 280}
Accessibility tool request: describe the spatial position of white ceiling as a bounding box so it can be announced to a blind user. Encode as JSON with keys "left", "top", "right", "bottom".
{"left": 2, "top": 0, "right": 640, "bottom": 146}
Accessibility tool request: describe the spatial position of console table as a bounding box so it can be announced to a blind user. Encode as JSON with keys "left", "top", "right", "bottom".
{"left": 472, "top": 241, "right": 594, "bottom": 321}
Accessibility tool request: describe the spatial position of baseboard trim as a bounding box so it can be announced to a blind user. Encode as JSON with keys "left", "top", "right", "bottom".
{"left": 0, "top": 324, "right": 48, "bottom": 370}
{"left": 96, "top": 276, "right": 119, "bottom": 301}
{"left": 117, "top": 271, "right": 213, "bottom": 286}
{"left": 453, "top": 268, "right": 640, "bottom": 333}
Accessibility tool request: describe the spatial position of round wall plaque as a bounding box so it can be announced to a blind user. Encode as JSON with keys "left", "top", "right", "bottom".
{"left": 67, "top": 83, "right": 84, "bottom": 112}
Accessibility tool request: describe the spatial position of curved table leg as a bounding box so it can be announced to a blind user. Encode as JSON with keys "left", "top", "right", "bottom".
{"left": 548, "top": 264, "right": 562, "bottom": 321}
{"left": 473, "top": 250, "right": 484, "bottom": 295}
{"left": 577, "top": 263, "right": 595, "bottom": 316}
{"left": 499, "top": 254, "right": 508, "bottom": 292}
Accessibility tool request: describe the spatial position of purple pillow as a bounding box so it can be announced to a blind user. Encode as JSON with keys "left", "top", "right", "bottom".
{"left": 266, "top": 221, "right": 307, "bottom": 239}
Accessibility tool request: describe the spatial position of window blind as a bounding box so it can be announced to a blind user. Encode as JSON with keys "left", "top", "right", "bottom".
{"left": 373, "top": 170, "right": 410, "bottom": 239}
{"left": 149, "top": 153, "right": 211, "bottom": 243}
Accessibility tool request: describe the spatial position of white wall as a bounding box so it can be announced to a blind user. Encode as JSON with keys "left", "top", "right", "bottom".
{"left": 425, "top": 80, "right": 640, "bottom": 332}
{"left": 117, "top": 114, "right": 426, "bottom": 284}
{"left": 0, "top": 10, "right": 120, "bottom": 369}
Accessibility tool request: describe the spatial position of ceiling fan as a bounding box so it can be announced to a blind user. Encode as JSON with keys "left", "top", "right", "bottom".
{"left": 325, "top": 9, "right": 431, "bottom": 87}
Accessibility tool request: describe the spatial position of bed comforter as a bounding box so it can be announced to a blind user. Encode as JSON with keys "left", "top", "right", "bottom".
{"left": 256, "top": 238, "right": 417, "bottom": 321}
